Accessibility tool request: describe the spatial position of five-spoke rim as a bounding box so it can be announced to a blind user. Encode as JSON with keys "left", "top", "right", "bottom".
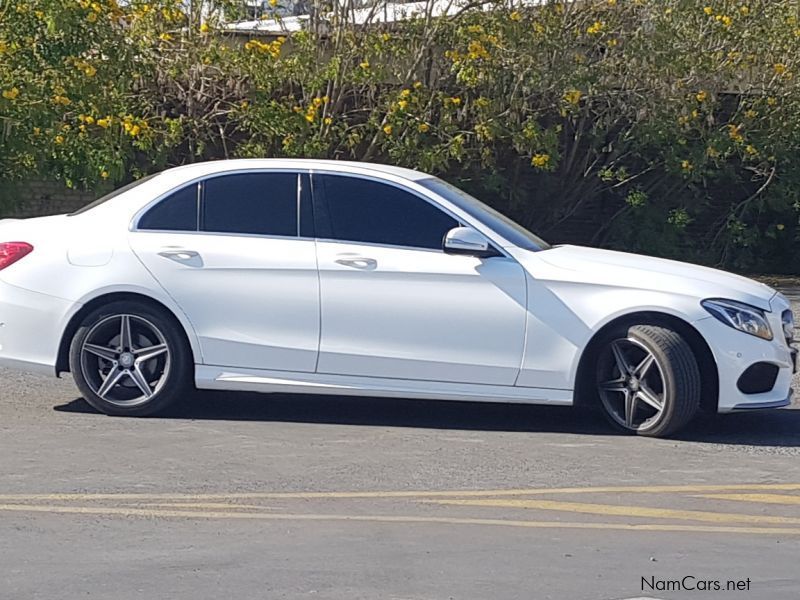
{"left": 597, "top": 337, "right": 666, "bottom": 432}
{"left": 80, "top": 314, "right": 171, "bottom": 407}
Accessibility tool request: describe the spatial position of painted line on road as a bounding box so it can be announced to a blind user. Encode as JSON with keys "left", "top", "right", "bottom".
{"left": 134, "top": 502, "right": 283, "bottom": 510}
{"left": 424, "top": 498, "right": 800, "bottom": 526}
{"left": 0, "top": 503, "right": 798, "bottom": 536}
{"left": 1, "top": 482, "right": 800, "bottom": 502}
{"left": 693, "top": 493, "right": 800, "bottom": 506}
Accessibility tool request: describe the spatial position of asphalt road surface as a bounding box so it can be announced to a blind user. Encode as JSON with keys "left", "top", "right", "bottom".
{"left": 1, "top": 291, "right": 798, "bottom": 600}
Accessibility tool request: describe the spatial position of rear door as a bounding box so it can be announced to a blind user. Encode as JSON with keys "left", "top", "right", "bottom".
{"left": 129, "top": 170, "right": 320, "bottom": 372}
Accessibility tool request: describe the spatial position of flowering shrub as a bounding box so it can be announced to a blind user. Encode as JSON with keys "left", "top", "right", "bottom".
{"left": 1, "top": 0, "right": 799, "bottom": 272}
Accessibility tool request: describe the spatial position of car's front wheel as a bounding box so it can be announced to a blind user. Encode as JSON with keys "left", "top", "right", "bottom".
{"left": 69, "top": 301, "right": 192, "bottom": 416}
{"left": 594, "top": 324, "right": 701, "bottom": 437}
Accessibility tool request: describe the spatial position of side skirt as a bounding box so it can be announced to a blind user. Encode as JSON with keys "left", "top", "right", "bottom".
{"left": 195, "top": 365, "right": 573, "bottom": 405}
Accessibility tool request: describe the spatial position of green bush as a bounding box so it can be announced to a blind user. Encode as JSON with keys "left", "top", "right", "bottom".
{"left": 1, "top": 0, "right": 799, "bottom": 272}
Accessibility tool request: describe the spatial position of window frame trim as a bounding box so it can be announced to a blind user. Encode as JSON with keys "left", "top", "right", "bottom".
{"left": 130, "top": 168, "right": 312, "bottom": 239}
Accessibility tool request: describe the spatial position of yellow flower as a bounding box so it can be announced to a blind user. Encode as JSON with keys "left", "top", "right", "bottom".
{"left": 706, "top": 146, "right": 720, "bottom": 158}
{"left": 719, "top": 15, "right": 732, "bottom": 27}
{"left": 744, "top": 109, "right": 757, "bottom": 119}
{"left": 84, "top": 65, "right": 97, "bottom": 77}
{"left": 773, "top": 63, "right": 787, "bottom": 75}
{"left": 563, "top": 89, "right": 582, "bottom": 105}
{"left": 467, "top": 40, "right": 489, "bottom": 60}
{"left": 509, "top": 10, "right": 521, "bottom": 22}
{"left": 728, "top": 124, "right": 743, "bottom": 143}
{"left": 586, "top": 21, "right": 605, "bottom": 35}
{"left": 85, "top": 115, "right": 95, "bottom": 125}
{"left": 739, "top": 5, "right": 749, "bottom": 15}
{"left": 199, "top": 23, "right": 210, "bottom": 33}
{"left": 2, "top": 87, "right": 19, "bottom": 100}
{"left": 413, "top": 81, "right": 422, "bottom": 89}
{"left": 359, "top": 60, "right": 370, "bottom": 70}
{"left": 33, "top": 127, "right": 41, "bottom": 136}
{"left": 681, "top": 159, "right": 693, "bottom": 172}
{"left": 450, "top": 96, "right": 461, "bottom": 106}
{"left": 607, "top": 0, "right": 617, "bottom": 5}
{"left": 418, "top": 123, "right": 430, "bottom": 133}
{"left": 54, "top": 135, "right": 65, "bottom": 145}
{"left": 159, "top": 33, "right": 173, "bottom": 42}
{"left": 703, "top": 6, "right": 713, "bottom": 16}
{"left": 304, "top": 113, "right": 315, "bottom": 123}
{"left": 695, "top": 90, "right": 707, "bottom": 102}
{"left": 101, "top": 171, "right": 109, "bottom": 179}
{"left": 269, "top": 0, "right": 278, "bottom": 6}
{"left": 382, "top": 124, "right": 393, "bottom": 135}
{"left": 323, "top": 117, "right": 332, "bottom": 125}
{"left": 399, "top": 88, "right": 411, "bottom": 98}
{"left": 531, "top": 153, "right": 550, "bottom": 168}
{"left": 745, "top": 144, "right": 758, "bottom": 156}
{"left": 86, "top": 11, "right": 97, "bottom": 22}
{"left": 767, "top": 97, "right": 777, "bottom": 106}
{"left": 96, "top": 118, "right": 111, "bottom": 129}
{"left": 52, "top": 95, "right": 71, "bottom": 106}
{"left": 91, "top": 1, "right": 102, "bottom": 12}
{"left": 397, "top": 100, "right": 408, "bottom": 110}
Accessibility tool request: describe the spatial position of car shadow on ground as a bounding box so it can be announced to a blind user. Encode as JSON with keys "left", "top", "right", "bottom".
{"left": 54, "top": 391, "right": 800, "bottom": 447}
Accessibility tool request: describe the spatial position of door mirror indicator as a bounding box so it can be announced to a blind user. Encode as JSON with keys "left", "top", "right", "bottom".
{"left": 443, "top": 227, "right": 492, "bottom": 256}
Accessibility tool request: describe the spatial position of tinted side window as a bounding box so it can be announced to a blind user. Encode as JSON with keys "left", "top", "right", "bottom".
{"left": 138, "top": 184, "right": 197, "bottom": 231}
{"left": 320, "top": 175, "right": 457, "bottom": 249}
{"left": 201, "top": 173, "right": 297, "bottom": 236}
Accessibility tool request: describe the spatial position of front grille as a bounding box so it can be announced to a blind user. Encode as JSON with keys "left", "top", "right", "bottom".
{"left": 782, "top": 309, "right": 796, "bottom": 346}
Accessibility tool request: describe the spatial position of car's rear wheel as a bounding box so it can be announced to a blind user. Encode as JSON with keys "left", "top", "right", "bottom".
{"left": 594, "top": 324, "right": 700, "bottom": 437}
{"left": 69, "top": 301, "right": 191, "bottom": 416}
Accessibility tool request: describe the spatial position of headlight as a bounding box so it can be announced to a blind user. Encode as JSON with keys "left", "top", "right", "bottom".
{"left": 701, "top": 298, "right": 773, "bottom": 341}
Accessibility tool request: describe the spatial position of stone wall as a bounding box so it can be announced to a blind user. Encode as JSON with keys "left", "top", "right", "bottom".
{"left": 1, "top": 180, "right": 99, "bottom": 219}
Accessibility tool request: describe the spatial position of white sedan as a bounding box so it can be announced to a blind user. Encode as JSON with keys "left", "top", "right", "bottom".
{"left": 0, "top": 160, "right": 795, "bottom": 436}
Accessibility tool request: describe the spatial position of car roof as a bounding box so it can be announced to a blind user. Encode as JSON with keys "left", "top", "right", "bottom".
{"left": 158, "top": 159, "right": 431, "bottom": 184}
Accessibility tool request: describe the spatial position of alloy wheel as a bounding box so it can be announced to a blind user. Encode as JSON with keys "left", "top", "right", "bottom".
{"left": 596, "top": 337, "right": 667, "bottom": 432}
{"left": 79, "top": 314, "right": 171, "bottom": 407}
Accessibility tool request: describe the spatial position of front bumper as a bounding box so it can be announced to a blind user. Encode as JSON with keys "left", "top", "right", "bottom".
{"left": 0, "top": 278, "right": 78, "bottom": 375}
{"left": 694, "top": 296, "right": 796, "bottom": 413}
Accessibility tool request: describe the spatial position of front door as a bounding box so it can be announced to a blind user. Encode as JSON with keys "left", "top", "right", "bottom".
{"left": 313, "top": 173, "right": 527, "bottom": 386}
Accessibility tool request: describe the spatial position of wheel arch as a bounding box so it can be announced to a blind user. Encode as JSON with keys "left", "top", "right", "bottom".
{"left": 573, "top": 311, "right": 718, "bottom": 413}
{"left": 56, "top": 291, "right": 199, "bottom": 376}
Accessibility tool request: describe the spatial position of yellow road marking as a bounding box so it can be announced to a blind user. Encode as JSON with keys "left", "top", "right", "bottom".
{"left": 134, "top": 502, "right": 280, "bottom": 510}
{"left": 694, "top": 493, "right": 800, "bottom": 506}
{"left": 426, "top": 498, "right": 800, "bottom": 526}
{"left": 0, "top": 503, "right": 797, "bottom": 536}
{"left": 1, "top": 483, "right": 800, "bottom": 502}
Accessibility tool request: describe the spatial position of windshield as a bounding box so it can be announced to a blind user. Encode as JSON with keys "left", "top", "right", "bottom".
{"left": 69, "top": 174, "right": 158, "bottom": 216}
{"left": 419, "top": 177, "right": 550, "bottom": 251}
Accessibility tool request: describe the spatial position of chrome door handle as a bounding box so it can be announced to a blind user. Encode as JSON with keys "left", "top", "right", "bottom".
{"left": 334, "top": 256, "right": 377, "bottom": 270}
{"left": 158, "top": 250, "right": 199, "bottom": 261}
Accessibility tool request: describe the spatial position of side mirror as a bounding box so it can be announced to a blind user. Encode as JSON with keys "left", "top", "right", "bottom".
{"left": 443, "top": 226, "right": 492, "bottom": 256}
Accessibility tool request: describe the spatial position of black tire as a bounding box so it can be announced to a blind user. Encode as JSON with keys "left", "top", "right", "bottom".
{"left": 68, "top": 300, "right": 192, "bottom": 416}
{"left": 592, "top": 324, "right": 701, "bottom": 437}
